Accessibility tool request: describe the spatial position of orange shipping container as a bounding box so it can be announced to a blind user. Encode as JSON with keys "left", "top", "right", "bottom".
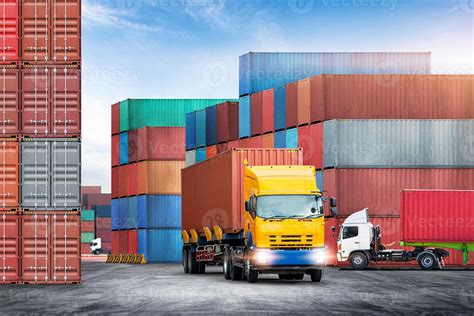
{"left": 0, "top": 140, "right": 19, "bottom": 210}
{"left": 127, "top": 163, "right": 138, "bottom": 196}
{"left": 137, "top": 161, "right": 185, "bottom": 195}
{"left": 297, "top": 79, "right": 311, "bottom": 125}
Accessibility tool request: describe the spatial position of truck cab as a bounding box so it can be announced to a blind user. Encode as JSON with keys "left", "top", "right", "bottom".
{"left": 337, "top": 209, "right": 374, "bottom": 264}
{"left": 90, "top": 238, "right": 102, "bottom": 255}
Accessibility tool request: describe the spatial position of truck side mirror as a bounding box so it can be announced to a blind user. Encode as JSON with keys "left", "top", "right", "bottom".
{"left": 330, "top": 197, "right": 337, "bottom": 208}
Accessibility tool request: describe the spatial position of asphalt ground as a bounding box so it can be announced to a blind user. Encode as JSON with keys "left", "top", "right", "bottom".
{"left": 1, "top": 261, "right": 473, "bottom": 315}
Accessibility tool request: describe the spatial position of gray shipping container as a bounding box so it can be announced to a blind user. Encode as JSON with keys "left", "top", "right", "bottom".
{"left": 323, "top": 120, "right": 474, "bottom": 168}
{"left": 21, "top": 139, "right": 81, "bottom": 210}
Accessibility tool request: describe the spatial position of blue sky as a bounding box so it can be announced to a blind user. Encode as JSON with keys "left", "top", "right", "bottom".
{"left": 81, "top": 0, "right": 474, "bottom": 191}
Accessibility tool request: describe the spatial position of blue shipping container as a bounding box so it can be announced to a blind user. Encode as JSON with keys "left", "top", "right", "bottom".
{"left": 239, "top": 52, "right": 432, "bottom": 96}
{"left": 286, "top": 128, "right": 298, "bottom": 148}
{"left": 94, "top": 205, "right": 111, "bottom": 218}
{"left": 186, "top": 112, "right": 196, "bottom": 151}
{"left": 119, "top": 198, "right": 129, "bottom": 230}
{"left": 196, "top": 148, "right": 206, "bottom": 163}
{"left": 196, "top": 110, "right": 206, "bottom": 148}
{"left": 316, "top": 171, "right": 323, "bottom": 191}
{"left": 137, "top": 195, "right": 181, "bottom": 229}
{"left": 274, "top": 87, "right": 286, "bottom": 131}
{"left": 119, "top": 132, "right": 128, "bottom": 165}
{"left": 127, "top": 196, "right": 138, "bottom": 229}
{"left": 239, "top": 96, "right": 251, "bottom": 138}
{"left": 206, "top": 106, "right": 217, "bottom": 146}
{"left": 111, "top": 199, "right": 120, "bottom": 230}
{"left": 274, "top": 130, "right": 286, "bottom": 148}
{"left": 138, "top": 229, "right": 183, "bottom": 263}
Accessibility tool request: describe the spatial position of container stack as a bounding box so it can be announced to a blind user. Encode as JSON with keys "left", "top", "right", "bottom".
{"left": 0, "top": 0, "right": 82, "bottom": 284}
{"left": 185, "top": 52, "right": 474, "bottom": 266}
{"left": 111, "top": 99, "right": 234, "bottom": 262}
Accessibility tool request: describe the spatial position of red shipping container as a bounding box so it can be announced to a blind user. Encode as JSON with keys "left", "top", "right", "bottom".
{"left": 217, "top": 142, "right": 228, "bottom": 154}
{"left": 87, "top": 193, "right": 111, "bottom": 206}
{"left": 297, "top": 79, "right": 311, "bottom": 126}
{"left": 81, "top": 220, "right": 94, "bottom": 233}
{"left": 128, "top": 230, "right": 138, "bottom": 254}
{"left": 250, "top": 92, "right": 263, "bottom": 136}
{"left": 262, "top": 89, "right": 274, "bottom": 133}
{"left": 111, "top": 167, "right": 119, "bottom": 199}
{"left": 119, "top": 230, "right": 128, "bottom": 254}
{"left": 0, "top": 1, "right": 19, "bottom": 63}
{"left": 21, "top": 211, "right": 81, "bottom": 284}
{"left": 248, "top": 135, "right": 262, "bottom": 148}
{"left": 81, "top": 186, "right": 101, "bottom": 195}
{"left": 216, "top": 101, "right": 239, "bottom": 143}
{"left": 298, "top": 124, "right": 323, "bottom": 170}
{"left": 96, "top": 217, "right": 112, "bottom": 230}
{"left": 238, "top": 138, "right": 250, "bottom": 149}
{"left": 182, "top": 148, "right": 303, "bottom": 234}
{"left": 0, "top": 211, "right": 20, "bottom": 284}
{"left": 96, "top": 229, "right": 112, "bottom": 243}
{"left": 101, "top": 241, "right": 112, "bottom": 253}
{"left": 324, "top": 217, "right": 340, "bottom": 266}
{"left": 111, "top": 102, "right": 120, "bottom": 135}
{"left": 81, "top": 243, "right": 90, "bottom": 255}
{"left": 127, "top": 163, "right": 138, "bottom": 196}
{"left": 227, "top": 140, "right": 239, "bottom": 151}
{"left": 285, "top": 82, "right": 298, "bottom": 128}
{"left": 118, "top": 165, "right": 128, "bottom": 198}
{"left": 262, "top": 133, "right": 274, "bottom": 148}
{"left": 206, "top": 145, "right": 217, "bottom": 159}
{"left": 21, "top": 65, "right": 81, "bottom": 137}
{"left": 111, "top": 134, "right": 120, "bottom": 167}
{"left": 311, "top": 74, "right": 474, "bottom": 121}
{"left": 0, "top": 67, "right": 20, "bottom": 135}
{"left": 51, "top": 0, "right": 81, "bottom": 63}
{"left": 112, "top": 231, "right": 120, "bottom": 254}
{"left": 323, "top": 169, "right": 474, "bottom": 217}
{"left": 401, "top": 190, "right": 474, "bottom": 243}
{"left": 131, "top": 127, "right": 185, "bottom": 162}
{"left": 127, "top": 129, "right": 139, "bottom": 163}
{"left": 21, "top": 0, "right": 48, "bottom": 62}
{"left": 0, "top": 140, "right": 19, "bottom": 210}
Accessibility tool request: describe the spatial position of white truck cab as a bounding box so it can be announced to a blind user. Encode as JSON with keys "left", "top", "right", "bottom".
{"left": 337, "top": 209, "right": 373, "bottom": 263}
{"left": 90, "top": 238, "right": 102, "bottom": 255}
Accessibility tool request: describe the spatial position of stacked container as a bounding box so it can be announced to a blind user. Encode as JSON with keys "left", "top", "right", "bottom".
{"left": 112, "top": 99, "right": 233, "bottom": 262}
{"left": 0, "top": 0, "right": 82, "bottom": 284}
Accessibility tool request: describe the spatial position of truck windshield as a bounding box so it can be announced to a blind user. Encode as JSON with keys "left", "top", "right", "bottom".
{"left": 256, "top": 195, "right": 323, "bottom": 219}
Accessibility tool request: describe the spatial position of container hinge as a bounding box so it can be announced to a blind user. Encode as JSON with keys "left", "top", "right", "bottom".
{"left": 54, "top": 120, "right": 76, "bottom": 124}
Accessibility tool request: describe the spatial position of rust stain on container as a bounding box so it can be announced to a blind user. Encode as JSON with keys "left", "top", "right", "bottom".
{"left": 137, "top": 161, "right": 185, "bottom": 195}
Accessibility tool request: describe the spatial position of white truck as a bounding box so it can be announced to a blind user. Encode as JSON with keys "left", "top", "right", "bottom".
{"left": 89, "top": 238, "right": 110, "bottom": 255}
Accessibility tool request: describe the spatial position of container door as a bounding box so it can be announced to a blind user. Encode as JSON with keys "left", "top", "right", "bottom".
{"left": 21, "top": 0, "right": 50, "bottom": 62}
{"left": 21, "top": 213, "right": 49, "bottom": 283}
{"left": 51, "top": 0, "right": 81, "bottom": 62}
{"left": 21, "top": 140, "right": 49, "bottom": 209}
{"left": 0, "top": 212, "right": 19, "bottom": 283}
{"left": 0, "top": 67, "right": 20, "bottom": 135}
{"left": 0, "top": 0, "right": 19, "bottom": 63}
{"left": 51, "top": 140, "right": 81, "bottom": 209}
{"left": 0, "top": 141, "right": 19, "bottom": 210}
{"left": 21, "top": 66, "right": 50, "bottom": 136}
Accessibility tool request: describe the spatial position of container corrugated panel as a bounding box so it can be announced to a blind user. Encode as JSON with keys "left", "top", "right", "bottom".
{"left": 127, "top": 196, "right": 138, "bottom": 229}
{"left": 86, "top": 193, "right": 111, "bottom": 206}
{"left": 323, "top": 169, "right": 474, "bottom": 217}
{"left": 216, "top": 101, "right": 239, "bottom": 143}
{"left": 21, "top": 211, "right": 81, "bottom": 284}
{"left": 182, "top": 148, "right": 303, "bottom": 233}
{"left": 132, "top": 127, "right": 185, "bottom": 162}
{"left": 119, "top": 132, "right": 128, "bottom": 165}
{"left": 138, "top": 228, "right": 182, "bottom": 263}
{"left": 81, "top": 209, "right": 94, "bottom": 221}
{"left": 81, "top": 220, "right": 94, "bottom": 232}
{"left": 195, "top": 148, "right": 206, "bottom": 163}
{"left": 51, "top": 140, "right": 81, "bottom": 209}
{"left": 298, "top": 124, "right": 323, "bottom": 170}
{"left": 21, "top": 66, "right": 49, "bottom": 134}
{"left": 112, "top": 231, "right": 119, "bottom": 254}
{"left": 217, "top": 143, "right": 228, "bottom": 154}
{"left": 286, "top": 82, "right": 298, "bottom": 129}
{"left": 111, "top": 134, "right": 119, "bottom": 167}
{"left": 127, "top": 163, "right": 138, "bottom": 197}
{"left": 249, "top": 136, "right": 263, "bottom": 148}
{"left": 119, "top": 197, "right": 128, "bottom": 230}
{"left": 111, "top": 199, "right": 120, "bottom": 230}
{"left": 137, "top": 161, "right": 184, "bottom": 195}
{"left": 81, "top": 232, "right": 94, "bottom": 243}
{"left": 262, "top": 133, "right": 274, "bottom": 148}
{"left": 51, "top": 0, "right": 81, "bottom": 63}
{"left": 206, "top": 106, "right": 217, "bottom": 146}
{"left": 118, "top": 165, "right": 128, "bottom": 198}
{"left": 239, "top": 52, "right": 432, "bottom": 96}
{"left": 137, "top": 195, "right": 181, "bottom": 229}
{"left": 206, "top": 145, "right": 217, "bottom": 159}
{"left": 95, "top": 205, "right": 111, "bottom": 218}
{"left": 119, "top": 230, "right": 128, "bottom": 254}
{"left": 297, "top": 79, "right": 311, "bottom": 125}
{"left": 239, "top": 96, "right": 250, "bottom": 138}
{"left": 0, "top": 67, "right": 20, "bottom": 135}
{"left": 274, "top": 87, "right": 286, "bottom": 131}
{"left": 250, "top": 92, "right": 263, "bottom": 136}
{"left": 238, "top": 138, "right": 250, "bottom": 149}
{"left": 227, "top": 140, "right": 239, "bottom": 151}
{"left": 21, "top": 0, "right": 48, "bottom": 62}
{"left": 262, "top": 89, "right": 274, "bottom": 134}
{"left": 401, "top": 190, "right": 474, "bottom": 243}
{"left": 111, "top": 167, "right": 119, "bottom": 199}
{"left": 127, "top": 129, "right": 138, "bottom": 163}
{"left": 285, "top": 128, "right": 298, "bottom": 148}
{"left": 119, "top": 99, "right": 235, "bottom": 132}
{"left": 274, "top": 130, "right": 285, "bottom": 148}
{"left": 111, "top": 103, "right": 120, "bottom": 135}
{"left": 0, "top": 211, "right": 19, "bottom": 284}
{"left": 96, "top": 229, "right": 112, "bottom": 243}
{"left": 128, "top": 230, "right": 138, "bottom": 254}
{"left": 311, "top": 75, "right": 474, "bottom": 121}
{"left": 185, "top": 150, "right": 196, "bottom": 167}
{"left": 81, "top": 186, "right": 101, "bottom": 195}
{"left": 0, "top": 140, "right": 19, "bottom": 210}
{"left": 186, "top": 112, "right": 196, "bottom": 151}
{"left": 323, "top": 120, "right": 474, "bottom": 168}
{"left": 0, "top": 1, "right": 19, "bottom": 63}
{"left": 96, "top": 217, "right": 111, "bottom": 230}
{"left": 196, "top": 109, "right": 206, "bottom": 149}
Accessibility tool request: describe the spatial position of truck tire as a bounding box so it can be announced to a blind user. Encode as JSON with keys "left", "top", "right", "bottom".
{"left": 247, "top": 269, "right": 258, "bottom": 283}
{"left": 183, "top": 249, "right": 189, "bottom": 274}
{"left": 229, "top": 249, "right": 242, "bottom": 281}
{"left": 188, "top": 250, "right": 199, "bottom": 274}
{"left": 309, "top": 269, "right": 323, "bottom": 282}
{"left": 198, "top": 262, "right": 206, "bottom": 274}
{"left": 417, "top": 252, "right": 439, "bottom": 270}
{"left": 349, "top": 252, "right": 369, "bottom": 270}
{"left": 223, "top": 249, "right": 231, "bottom": 280}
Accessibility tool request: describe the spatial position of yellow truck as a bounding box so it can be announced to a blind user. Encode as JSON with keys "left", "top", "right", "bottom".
{"left": 181, "top": 149, "right": 335, "bottom": 283}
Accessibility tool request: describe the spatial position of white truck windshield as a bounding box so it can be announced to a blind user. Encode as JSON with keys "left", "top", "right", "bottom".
{"left": 256, "top": 195, "right": 323, "bottom": 219}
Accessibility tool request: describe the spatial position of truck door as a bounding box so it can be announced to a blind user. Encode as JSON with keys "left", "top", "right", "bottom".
{"left": 339, "top": 225, "right": 361, "bottom": 260}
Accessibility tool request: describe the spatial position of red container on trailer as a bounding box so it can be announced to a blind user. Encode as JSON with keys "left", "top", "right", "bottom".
{"left": 298, "top": 124, "right": 323, "bottom": 170}
{"left": 0, "top": 211, "right": 20, "bottom": 284}
{"left": 111, "top": 134, "right": 120, "bottom": 167}
{"left": 249, "top": 135, "right": 263, "bottom": 148}
{"left": 182, "top": 148, "right": 303, "bottom": 234}
{"left": 111, "top": 102, "right": 120, "bottom": 135}
{"left": 216, "top": 101, "right": 239, "bottom": 143}
{"left": 262, "top": 133, "right": 274, "bottom": 148}
{"left": 297, "top": 79, "right": 311, "bottom": 125}
{"left": 127, "top": 163, "right": 138, "bottom": 196}
{"left": 134, "top": 127, "right": 185, "bottom": 162}
{"left": 262, "top": 89, "right": 274, "bottom": 133}
{"left": 206, "top": 145, "right": 217, "bottom": 159}
{"left": 323, "top": 169, "right": 474, "bottom": 217}
{"left": 285, "top": 82, "right": 298, "bottom": 129}
{"left": 0, "top": 0, "right": 19, "bottom": 63}
{"left": 128, "top": 229, "right": 138, "bottom": 254}
{"left": 112, "top": 231, "right": 120, "bottom": 254}
{"left": 0, "top": 140, "right": 19, "bottom": 210}
{"left": 0, "top": 66, "right": 20, "bottom": 135}
{"left": 111, "top": 167, "right": 119, "bottom": 199}
{"left": 119, "top": 230, "right": 128, "bottom": 254}
{"left": 21, "top": 211, "right": 81, "bottom": 284}
{"left": 250, "top": 92, "right": 263, "bottom": 136}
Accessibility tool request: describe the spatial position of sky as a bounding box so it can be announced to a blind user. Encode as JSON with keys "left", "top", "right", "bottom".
{"left": 81, "top": 0, "right": 474, "bottom": 192}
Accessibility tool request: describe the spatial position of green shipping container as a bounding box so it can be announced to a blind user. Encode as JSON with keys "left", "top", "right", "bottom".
{"left": 81, "top": 210, "right": 95, "bottom": 221}
{"left": 81, "top": 232, "right": 95, "bottom": 243}
{"left": 119, "top": 99, "right": 237, "bottom": 132}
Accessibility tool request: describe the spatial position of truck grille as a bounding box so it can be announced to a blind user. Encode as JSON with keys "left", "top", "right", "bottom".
{"left": 268, "top": 235, "right": 314, "bottom": 249}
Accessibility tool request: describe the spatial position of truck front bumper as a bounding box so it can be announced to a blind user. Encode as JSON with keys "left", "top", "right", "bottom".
{"left": 251, "top": 248, "right": 326, "bottom": 271}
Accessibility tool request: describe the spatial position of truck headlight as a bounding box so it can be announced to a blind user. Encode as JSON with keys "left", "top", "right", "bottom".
{"left": 256, "top": 250, "right": 269, "bottom": 264}
{"left": 312, "top": 251, "right": 326, "bottom": 264}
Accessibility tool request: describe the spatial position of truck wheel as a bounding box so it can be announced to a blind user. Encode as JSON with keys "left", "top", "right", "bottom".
{"left": 417, "top": 252, "right": 439, "bottom": 270}
{"left": 188, "top": 250, "right": 199, "bottom": 274}
{"left": 349, "top": 252, "right": 369, "bottom": 270}
{"left": 229, "top": 249, "right": 242, "bottom": 281}
{"left": 309, "top": 269, "right": 323, "bottom": 282}
{"left": 198, "top": 262, "right": 206, "bottom": 274}
{"left": 223, "top": 249, "right": 231, "bottom": 280}
{"left": 247, "top": 269, "right": 258, "bottom": 283}
{"left": 183, "top": 249, "right": 189, "bottom": 274}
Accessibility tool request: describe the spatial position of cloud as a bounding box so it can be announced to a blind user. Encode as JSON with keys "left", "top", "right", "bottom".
{"left": 183, "top": 0, "right": 237, "bottom": 32}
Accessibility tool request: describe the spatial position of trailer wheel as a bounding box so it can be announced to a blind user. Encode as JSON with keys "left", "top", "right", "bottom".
{"left": 349, "top": 252, "right": 369, "bottom": 270}
{"left": 188, "top": 250, "right": 199, "bottom": 274}
{"left": 223, "top": 249, "right": 231, "bottom": 280}
{"left": 309, "top": 269, "right": 323, "bottom": 282}
{"left": 417, "top": 252, "right": 439, "bottom": 270}
{"left": 183, "top": 248, "right": 189, "bottom": 274}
